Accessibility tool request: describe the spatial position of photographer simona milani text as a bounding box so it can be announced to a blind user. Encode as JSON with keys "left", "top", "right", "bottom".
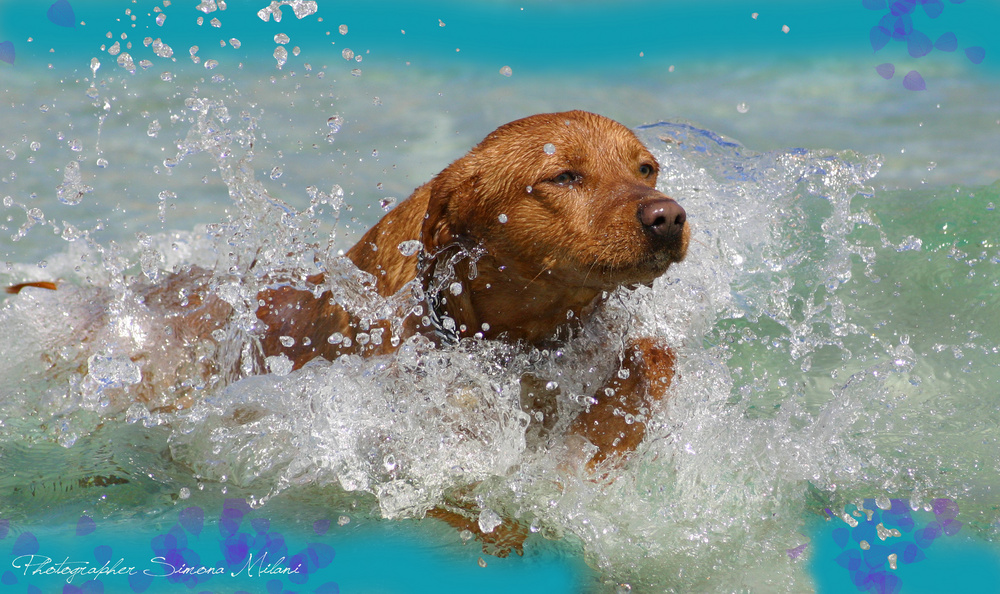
{"left": 10, "top": 552, "right": 301, "bottom": 584}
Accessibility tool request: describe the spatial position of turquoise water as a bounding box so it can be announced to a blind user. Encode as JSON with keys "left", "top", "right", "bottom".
{"left": 2, "top": 1, "right": 1000, "bottom": 592}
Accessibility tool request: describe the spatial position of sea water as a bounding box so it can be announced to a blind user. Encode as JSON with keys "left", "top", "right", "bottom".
{"left": 1, "top": 2, "right": 999, "bottom": 593}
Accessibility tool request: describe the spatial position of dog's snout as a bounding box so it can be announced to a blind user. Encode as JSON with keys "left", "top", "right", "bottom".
{"left": 639, "top": 197, "right": 686, "bottom": 238}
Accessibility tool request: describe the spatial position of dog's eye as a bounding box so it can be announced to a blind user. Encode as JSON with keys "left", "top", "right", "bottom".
{"left": 639, "top": 163, "right": 655, "bottom": 178}
{"left": 550, "top": 171, "right": 580, "bottom": 186}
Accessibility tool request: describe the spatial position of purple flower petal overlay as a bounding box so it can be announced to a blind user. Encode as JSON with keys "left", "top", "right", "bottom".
{"left": 832, "top": 526, "right": 850, "bottom": 548}
{"left": 220, "top": 499, "right": 250, "bottom": 537}
{"left": 870, "top": 26, "right": 891, "bottom": 52}
{"left": 13, "top": 532, "right": 38, "bottom": 556}
{"left": 179, "top": 506, "right": 204, "bottom": 535}
{"left": 921, "top": 0, "right": 945, "bottom": 18}
{"left": 935, "top": 32, "right": 958, "bottom": 52}
{"left": 306, "top": 543, "right": 336, "bottom": 568}
{"left": 932, "top": 498, "right": 959, "bottom": 521}
{"left": 907, "top": 31, "right": 932, "bottom": 57}
{"left": 2, "top": 571, "right": 17, "bottom": 586}
{"left": 836, "top": 549, "right": 863, "bottom": 571}
{"left": 313, "top": 519, "right": 330, "bottom": 535}
{"left": 942, "top": 518, "right": 963, "bottom": 536}
{"left": 223, "top": 533, "right": 251, "bottom": 566}
{"left": 876, "top": 63, "right": 896, "bottom": 79}
{"left": 864, "top": 0, "right": 888, "bottom": 8}
{"left": 889, "top": 15, "right": 913, "bottom": 40}
{"left": 94, "top": 544, "right": 113, "bottom": 565}
{"left": 251, "top": 518, "right": 271, "bottom": 534}
{"left": 77, "top": 515, "right": 97, "bottom": 536}
{"left": 46, "top": 0, "right": 76, "bottom": 28}
{"left": 890, "top": 0, "right": 916, "bottom": 16}
{"left": 0, "top": 41, "right": 14, "bottom": 65}
{"left": 128, "top": 570, "right": 153, "bottom": 593}
{"left": 787, "top": 543, "right": 808, "bottom": 559}
{"left": 965, "top": 46, "right": 985, "bottom": 64}
{"left": 903, "top": 70, "right": 926, "bottom": 90}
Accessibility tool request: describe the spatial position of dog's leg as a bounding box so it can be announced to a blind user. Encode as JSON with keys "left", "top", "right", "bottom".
{"left": 425, "top": 506, "right": 528, "bottom": 558}
{"left": 569, "top": 337, "right": 676, "bottom": 469}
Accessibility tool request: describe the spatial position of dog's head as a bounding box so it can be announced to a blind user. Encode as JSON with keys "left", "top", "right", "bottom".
{"left": 423, "top": 111, "right": 689, "bottom": 291}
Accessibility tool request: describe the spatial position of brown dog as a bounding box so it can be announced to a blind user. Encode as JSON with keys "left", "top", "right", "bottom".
{"left": 8, "top": 110, "right": 688, "bottom": 555}
{"left": 256, "top": 109, "right": 689, "bottom": 465}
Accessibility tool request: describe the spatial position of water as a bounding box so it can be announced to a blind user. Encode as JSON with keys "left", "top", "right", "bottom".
{"left": 2, "top": 2, "right": 1000, "bottom": 592}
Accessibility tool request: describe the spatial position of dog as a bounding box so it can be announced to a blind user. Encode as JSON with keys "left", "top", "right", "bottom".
{"left": 8, "top": 110, "right": 689, "bottom": 555}
{"left": 257, "top": 110, "right": 687, "bottom": 461}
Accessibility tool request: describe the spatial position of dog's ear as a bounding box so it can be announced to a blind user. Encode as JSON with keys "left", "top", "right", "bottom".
{"left": 421, "top": 162, "right": 477, "bottom": 253}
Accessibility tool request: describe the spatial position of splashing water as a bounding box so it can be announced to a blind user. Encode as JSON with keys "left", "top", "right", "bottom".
{"left": 4, "top": 82, "right": 997, "bottom": 591}
{"left": 2, "top": 1, "right": 1000, "bottom": 586}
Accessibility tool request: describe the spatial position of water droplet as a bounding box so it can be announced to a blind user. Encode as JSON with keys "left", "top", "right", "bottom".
{"left": 351, "top": 68, "right": 362, "bottom": 77}
{"left": 342, "top": 48, "right": 354, "bottom": 60}
{"left": 266, "top": 354, "right": 293, "bottom": 376}
{"left": 152, "top": 39, "right": 173, "bottom": 58}
{"left": 229, "top": 37, "right": 241, "bottom": 48}
{"left": 339, "top": 24, "right": 348, "bottom": 35}
{"left": 499, "top": 65, "right": 512, "bottom": 77}
{"left": 156, "top": 13, "right": 166, "bottom": 26}
{"left": 147, "top": 119, "right": 161, "bottom": 137}
{"left": 270, "top": 166, "right": 283, "bottom": 180}
{"left": 327, "top": 115, "right": 344, "bottom": 134}
{"left": 449, "top": 282, "right": 463, "bottom": 296}
{"left": 379, "top": 196, "right": 395, "bottom": 210}
{"left": 397, "top": 240, "right": 422, "bottom": 257}
{"left": 543, "top": 143, "right": 556, "bottom": 155}
{"left": 279, "top": 335, "right": 295, "bottom": 347}
{"left": 736, "top": 101, "right": 749, "bottom": 113}
{"left": 545, "top": 381, "right": 558, "bottom": 390}
{"left": 274, "top": 33, "right": 290, "bottom": 44}
{"left": 478, "top": 509, "right": 501, "bottom": 533}
{"left": 204, "top": 59, "right": 218, "bottom": 69}
{"left": 498, "top": 213, "right": 508, "bottom": 223}
{"left": 274, "top": 46, "right": 288, "bottom": 68}
{"left": 337, "top": 515, "right": 351, "bottom": 526}
{"left": 782, "top": 24, "right": 790, "bottom": 33}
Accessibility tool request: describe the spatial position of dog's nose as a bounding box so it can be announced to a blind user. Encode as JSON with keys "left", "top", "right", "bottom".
{"left": 639, "top": 197, "right": 686, "bottom": 238}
